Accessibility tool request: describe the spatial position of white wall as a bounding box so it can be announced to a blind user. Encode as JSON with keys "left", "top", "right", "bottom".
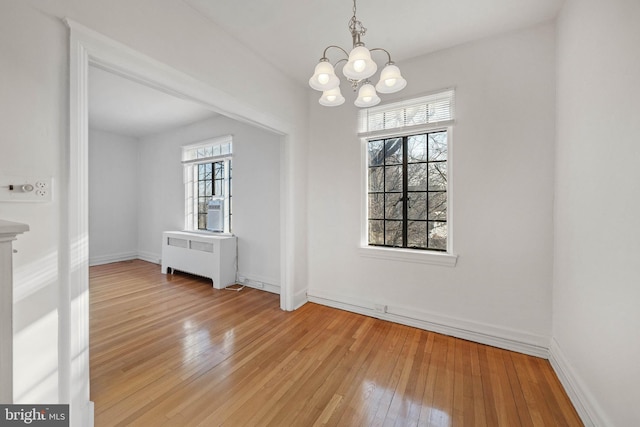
{"left": 307, "top": 23, "right": 556, "bottom": 353}
{"left": 137, "top": 116, "right": 281, "bottom": 288}
{"left": 553, "top": 0, "right": 640, "bottom": 425}
{"left": 1, "top": 0, "right": 308, "bottom": 414}
{"left": 88, "top": 129, "right": 139, "bottom": 265}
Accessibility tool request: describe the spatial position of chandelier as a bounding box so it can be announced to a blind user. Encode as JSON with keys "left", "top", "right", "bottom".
{"left": 309, "top": 0, "right": 407, "bottom": 107}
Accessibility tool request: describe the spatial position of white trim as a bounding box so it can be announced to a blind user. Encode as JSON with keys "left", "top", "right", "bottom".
{"left": 137, "top": 251, "right": 161, "bottom": 265}
{"left": 66, "top": 18, "right": 298, "bottom": 425}
{"left": 181, "top": 154, "right": 232, "bottom": 166}
{"left": 358, "top": 246, "right": 458, "bottom": 266}
{"left": 358, "top": 120, "right": 455, "bottom": 140}
{"left": 89, "top": 251, "right": 138, "bottom": 266}
{"left": 548, "top": 338, "right": 610, "bottom": 427}
{"left": 307, "top": 289, "right": 549, "bottom": 358}
{"left": 237, "top": 272, "right": 280, "bottom": 295}
{"left": 293, "top": 289, "right": 308, "bottom": 310}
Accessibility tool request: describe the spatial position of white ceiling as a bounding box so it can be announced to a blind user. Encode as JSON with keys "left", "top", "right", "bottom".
{"left": 88, "top": 66, "right": 217, "bottom": 138}
{"left": 89, "top": 0, "right": 563, "bottom": 136}
{"left": 184, "top": 0, "right": 563, "bottom": 86}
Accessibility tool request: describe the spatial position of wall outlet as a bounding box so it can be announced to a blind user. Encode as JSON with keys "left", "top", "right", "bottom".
{"left": 0, "top": 176, "right": 53, "bottom": 202}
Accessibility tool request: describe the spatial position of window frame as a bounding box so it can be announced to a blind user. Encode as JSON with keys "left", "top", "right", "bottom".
{"left": 359, "top": 124, "right": 457, "bottom": 267}
{"left": 367, "top": 130, "right": 449, "bottom": 252}
{"left": 182, "top": 136, "right": 233, "bottom": 233}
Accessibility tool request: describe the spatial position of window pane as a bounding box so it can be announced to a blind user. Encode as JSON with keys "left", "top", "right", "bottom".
{"left": 385, "top": 221, "right": 403, "bottom": 246}
{"left": 198, "top": 181, "right": 206, "bottom": 197}
{"left": 205, "top": 181, "right": 213, "bottom": 197}
{"left": 369, "top": 140, "right": 384, "bottom": 166}
{"left": 408, "top": 192, "right": 427, "bottom": 220}
{"left": 198, "top": 164, "right": 206, "bottom": 180}
{"left": 204, "top": 163, "right": 212, "bottom": 179}
{"left": 408, "top": 221, "right": 427, "bottom": 249}
{"left": 198, "top": 214, "right": 207, "bottom": 230}
{"left": 214, "top": 180, "right": 222, "bottom": 196}
{"left": 428, "top": 163, "right": 447, "bottom": 191}
{"left": 385, "top": 165, "right": 403, "bottom": 192}
{"left": 369, "top": 167, "right": 384, "bottom": 192}
{"left": 408, "top": 134, "right": 427, "bottom": 163}
{"left": 428, "top": 192, "right": 447, "bottom": 221}
{"left": 385, "top": 193, "right": 403, "bottom": 220}
{"left": 198, "top": 199, "right": 209, "bottom": 214}
{"left": 428, "top": 132, "right": 448, "bottom": 161}
{"left": 369, "top": 194, "right": 384, "bottom": 219}
{"left": 214, "top": 162, "right": 224, "bottom": 178}
{"left": 428, "top": 221, "right": 447, "bottom": 250}
{"left": 369, "top": 220, "right": 384, "bottom": 245}
{"left": 385, "top": 138, "right": 402, "bottom": 165}
{"left": 407, "top": 163, "right": 427, "bottom": 191}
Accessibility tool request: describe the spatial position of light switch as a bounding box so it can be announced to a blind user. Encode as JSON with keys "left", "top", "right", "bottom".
{"left": 0, "top": 176, "right": 53, "bottom": 202}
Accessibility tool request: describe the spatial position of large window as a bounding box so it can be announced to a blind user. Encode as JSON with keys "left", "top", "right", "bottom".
{"left": 182, "top": 137, "right": 232, "bottom": 232}
{"left": 368, "top": 131, "right": 447, "bottom": 250}
{"left": 360, "top": 89, "right": 455, "bottom": 258}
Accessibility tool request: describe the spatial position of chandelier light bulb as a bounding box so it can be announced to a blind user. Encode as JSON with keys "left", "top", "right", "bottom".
{"left": 309, "top": 60, "right": 340, "bottom": 91}
{"left": 354, "top": 83, "right": 380, "bottom": 107}
{"left": 319, "top": 87, "right": 345, "bottom": 106}
{"left": 375, "top": 64, "right": 407, "bottom": 94}
{"left": 343, "top": 46, "right": 377, "bottom": 80}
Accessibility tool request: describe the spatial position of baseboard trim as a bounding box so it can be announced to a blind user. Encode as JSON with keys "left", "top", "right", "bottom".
{"left": 89, "top": 251, "right": 137, "bottom": 266}
{"left": 137, "top": 251, "right": 161, "bottom": 265}
{"left": 292, "top": 289, "right": 308, "bottom": 310}
{"left": 237, "top": 272, "right": 280, "bottom": 294}
{"left": 307, "top": 289, "right": 549, "bottom": 358}
{"left": 548, "top": 338, "right": 609, "bottom": 427}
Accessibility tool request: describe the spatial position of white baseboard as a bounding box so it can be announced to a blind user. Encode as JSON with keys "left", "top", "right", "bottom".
{"left": 237, "top": 272, "right": 280, "bottom": 294}
{"left": 548, "top": 338, "right": 610, "bottom": 427}
{"left": 89, "top": 251, "right": 138, "bottom": 266}
{"left": 307, "top": 289, "right": 549, "bottom": 358}
{"left": 293, "top": 289, "right": 308, "bottom": 310}
{"left": 137, "top": 251, "right": 161, "bottom": 264}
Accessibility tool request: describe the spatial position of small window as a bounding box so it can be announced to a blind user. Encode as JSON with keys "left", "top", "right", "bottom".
{"left": 182, "top": 137, "right": 232, "bottom": 232}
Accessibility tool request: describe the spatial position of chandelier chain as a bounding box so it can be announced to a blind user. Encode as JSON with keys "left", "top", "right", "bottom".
{"left": 349, "top": 0, "right": 366, "bottom": 40}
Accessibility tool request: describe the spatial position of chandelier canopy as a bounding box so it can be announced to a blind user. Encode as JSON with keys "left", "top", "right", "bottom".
{"left": 309, "top": 0, "right": 407, "bottom": 107}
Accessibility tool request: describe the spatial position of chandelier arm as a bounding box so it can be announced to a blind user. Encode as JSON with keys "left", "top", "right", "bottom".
{"left": 333, "top": 57, "right": 349, "bottom": 68}
{"left": 321, "top": 45, "right": 350, "bottom": 60}
{"left": 369, "top": 48, "right": 393, "bottom": 65}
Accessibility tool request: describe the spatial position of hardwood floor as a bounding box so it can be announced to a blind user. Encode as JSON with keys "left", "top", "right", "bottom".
{"left": 90, "top": 260, "right": 582, "bottom": 427}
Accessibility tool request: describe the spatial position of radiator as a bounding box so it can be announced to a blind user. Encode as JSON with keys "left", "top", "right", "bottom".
{"left": 161, "top": 231, "right": 237, "bottom": 289}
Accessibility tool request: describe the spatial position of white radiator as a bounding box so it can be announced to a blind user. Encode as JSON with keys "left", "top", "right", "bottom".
{"left": 161, "top": 231, "right": 236, "bottom": 289}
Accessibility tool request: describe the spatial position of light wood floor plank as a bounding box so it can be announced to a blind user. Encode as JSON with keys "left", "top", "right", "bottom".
{"left": 90, "top": 260, "right": 583, "bottom": 427}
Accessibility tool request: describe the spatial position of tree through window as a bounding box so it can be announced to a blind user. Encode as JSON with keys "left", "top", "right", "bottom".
{"left": 367, "top": 131, "right": 448, "bottom": 251}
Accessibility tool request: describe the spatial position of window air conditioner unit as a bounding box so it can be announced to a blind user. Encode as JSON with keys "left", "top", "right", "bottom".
{"left": 206, "top": 198, "right": 224, "bottom": 232}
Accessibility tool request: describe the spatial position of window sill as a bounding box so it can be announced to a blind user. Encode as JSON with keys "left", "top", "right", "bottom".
{"left": 358, "top": 246, "right": 458, "bottom": 267}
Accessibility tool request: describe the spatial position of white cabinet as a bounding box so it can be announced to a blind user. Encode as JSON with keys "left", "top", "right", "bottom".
{"left": 0, "top": 219, "right": 29, "bottom": 403}
{"left": 161, "top": 231, "right": 237, "bottom": 289}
